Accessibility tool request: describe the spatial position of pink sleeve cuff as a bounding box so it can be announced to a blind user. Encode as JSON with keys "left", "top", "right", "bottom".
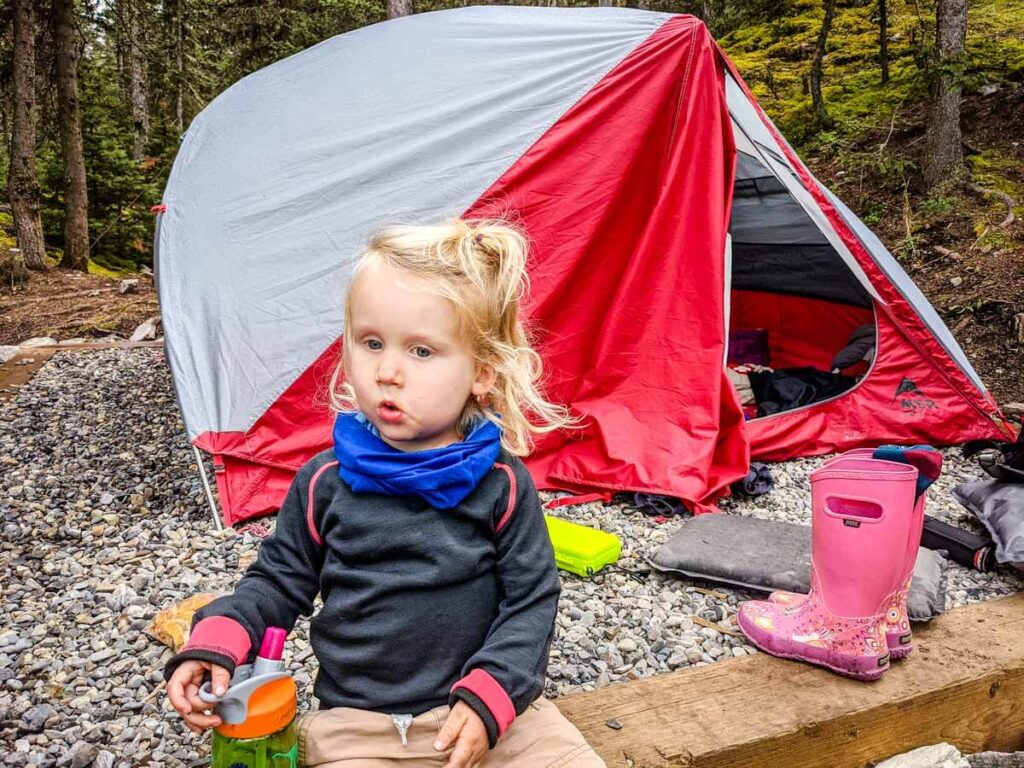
{"left": 183, "top": 616, "right": 252, "bottom": 666}
{"left": 451, "top": 669, "right": 516, "bottom": 738}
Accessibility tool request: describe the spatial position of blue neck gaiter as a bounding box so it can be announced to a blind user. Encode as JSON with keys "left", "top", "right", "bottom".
{"left": 332, "top": 412, "right": 502, "bottom": 509}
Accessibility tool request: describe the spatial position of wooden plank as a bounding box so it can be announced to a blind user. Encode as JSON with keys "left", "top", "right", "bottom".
{"left": 556, "top": 593, "right": 1024, "bottom": 768}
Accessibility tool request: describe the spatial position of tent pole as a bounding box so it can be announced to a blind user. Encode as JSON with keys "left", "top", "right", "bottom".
{"left": 193, "top": 445, "right": 224, "bottom": 532}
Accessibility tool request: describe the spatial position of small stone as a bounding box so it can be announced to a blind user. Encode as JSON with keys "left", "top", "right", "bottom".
{"left": 950, "top": 276, "right": 963, "bottom": 287}
{"left": 118, "top": 279, "right": 139, "bottom": 295}
{"left": 20, "top": 703, "right": 55, "bottom": 733}
{"left": 129, "top": 316, "right": 160, "bottom": 342}
{"left": 88, "top": 648, "right": 116, "bottom": 663}
{"left": 616, "top": 638, "right": 638, "bottom": 653}
{"left": 70, "top": 742, "right": 100, "bottom": 768}
{"left": 605, "top": 718, "right": 623, "bottom": 730}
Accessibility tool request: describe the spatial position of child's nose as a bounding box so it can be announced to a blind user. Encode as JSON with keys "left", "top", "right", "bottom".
{"left": 375, "top": 354, "right": 402, "bottom": 386}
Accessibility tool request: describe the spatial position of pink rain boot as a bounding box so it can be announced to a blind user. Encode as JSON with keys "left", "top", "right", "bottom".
{"left": 737, "top": 458, "right": 920, "bottom": 680}
{"left": 767, "top": 449, "right": 932, "bottom": 660}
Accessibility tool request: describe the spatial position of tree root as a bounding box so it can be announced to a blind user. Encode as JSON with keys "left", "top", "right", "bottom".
{"left": 965, "top": 183, "right": 1016, "bottom": 227}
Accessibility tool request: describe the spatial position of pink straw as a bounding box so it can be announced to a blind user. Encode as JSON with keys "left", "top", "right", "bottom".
{"left": 258, "top": 627, "right": 286, "bottom": 661}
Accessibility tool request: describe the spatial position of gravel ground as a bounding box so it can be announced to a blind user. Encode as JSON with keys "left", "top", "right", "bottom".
{"left": 1, "top": 349, "right": 1021, "bottom": 767}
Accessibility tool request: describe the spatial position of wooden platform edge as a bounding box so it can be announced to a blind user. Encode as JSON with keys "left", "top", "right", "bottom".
{"left": 556, "top": 593, "right": 1024, "bottom": 768}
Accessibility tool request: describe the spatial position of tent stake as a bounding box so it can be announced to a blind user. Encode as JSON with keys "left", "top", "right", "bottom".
{"left": 193, "top": 445, "right": 223, "bottom": 532}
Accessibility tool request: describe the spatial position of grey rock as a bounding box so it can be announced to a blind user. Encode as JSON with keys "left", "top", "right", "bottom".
{"left": 20, "top": 703, "right": 56, "bottom": 733}
{"left": 129, "top": 317, "right": 160, "bottom": 342}
{"left": 70, "top": 742, "right": 100, "bottom": 768}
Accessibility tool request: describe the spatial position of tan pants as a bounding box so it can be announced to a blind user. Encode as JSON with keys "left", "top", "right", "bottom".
{"left": 298, "top": 697, "right": 606, "bottom": 768}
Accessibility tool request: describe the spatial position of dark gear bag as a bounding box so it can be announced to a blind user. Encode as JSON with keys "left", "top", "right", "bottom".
{"left": 962, "top": 429, "right": 1024, "bottom": 483}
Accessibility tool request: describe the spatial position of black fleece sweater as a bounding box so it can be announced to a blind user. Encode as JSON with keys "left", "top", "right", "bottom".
{"left": 165, "top": 448, "right": 560, "bottom": 747}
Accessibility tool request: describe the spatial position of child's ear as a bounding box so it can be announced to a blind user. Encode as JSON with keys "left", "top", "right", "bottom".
{"left": 472, "top": 363, "right": 497, "bottom": 397}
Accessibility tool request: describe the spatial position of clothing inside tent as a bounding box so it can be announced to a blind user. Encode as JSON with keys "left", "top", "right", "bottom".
{"left": 725, "top": 102, "right": 876, "bottom": 419}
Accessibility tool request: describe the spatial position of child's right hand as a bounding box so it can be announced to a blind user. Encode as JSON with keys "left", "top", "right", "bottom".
{"left": 166, "top": 660, "right": 232, "bottom": 734}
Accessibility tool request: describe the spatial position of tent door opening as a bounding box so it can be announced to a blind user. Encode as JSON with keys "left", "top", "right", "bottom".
{"left": 725, "top": 143, "right": 877, "bottom": 421}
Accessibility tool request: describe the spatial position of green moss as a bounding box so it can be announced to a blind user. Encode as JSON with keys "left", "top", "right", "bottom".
{"left": 968, "top": 150, "right": 1021, "bottom": 203}
{"left": 719, "top": 0, "right": 1024, "bottom": 152}
{"left": 918, "top": 196, "right": 957, "bottom": 217}
{"left": 87, "top": 260, "right": 130, "bottom": 279}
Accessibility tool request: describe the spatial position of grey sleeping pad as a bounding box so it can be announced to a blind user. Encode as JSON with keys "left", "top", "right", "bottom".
{"left": 198, "top": 663, "right": 290, "bottom": 724}
{"left": 650, "top": 513, "right": 947, "bottom": 621}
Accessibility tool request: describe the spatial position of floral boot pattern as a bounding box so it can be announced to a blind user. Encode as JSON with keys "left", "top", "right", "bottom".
{"left": 738, "top": 582, "right": 890, "bottom": 681}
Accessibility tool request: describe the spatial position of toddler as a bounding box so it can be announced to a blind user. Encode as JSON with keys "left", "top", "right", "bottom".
{"left": 165, "top": 219, "right": 606, "bottom": 768}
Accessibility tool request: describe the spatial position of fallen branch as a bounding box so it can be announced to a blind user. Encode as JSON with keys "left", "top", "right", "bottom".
{"left": 966, "top": 183, "right": 1016, "bottom": 228}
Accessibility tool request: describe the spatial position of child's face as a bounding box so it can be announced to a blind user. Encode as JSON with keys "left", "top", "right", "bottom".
{"left": 345, "top": 263, "right": 493, "bottom": 452}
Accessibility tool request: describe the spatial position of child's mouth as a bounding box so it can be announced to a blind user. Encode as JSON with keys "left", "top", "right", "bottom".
{"left": 378, "top": 402, "right": 405, "bottom": 425}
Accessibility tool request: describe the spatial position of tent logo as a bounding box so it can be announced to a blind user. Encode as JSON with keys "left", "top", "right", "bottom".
{"left": 893, "top": 377, "right": 936, "bottom": 412}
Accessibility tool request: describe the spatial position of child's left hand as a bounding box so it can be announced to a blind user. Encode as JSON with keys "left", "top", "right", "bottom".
{"left": 434, "top": 700, "right": 488, "bottom": 768}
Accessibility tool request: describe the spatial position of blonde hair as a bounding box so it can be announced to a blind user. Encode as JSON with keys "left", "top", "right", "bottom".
{"left": 328, "top": 218, "right": 573, "bottom": 455}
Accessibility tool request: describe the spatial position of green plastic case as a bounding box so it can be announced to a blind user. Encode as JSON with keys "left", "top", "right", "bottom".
{"left": 544, "top": 515, "right": 622, "bottom": 577}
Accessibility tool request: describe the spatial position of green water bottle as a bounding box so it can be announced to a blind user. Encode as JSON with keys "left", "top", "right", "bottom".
{"left": 199, "top": 627, "right": 299, "bottom": 768}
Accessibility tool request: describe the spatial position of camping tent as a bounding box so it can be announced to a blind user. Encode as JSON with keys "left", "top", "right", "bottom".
{"left": 155, "top": 7, "right": 1011, "bottom": 527}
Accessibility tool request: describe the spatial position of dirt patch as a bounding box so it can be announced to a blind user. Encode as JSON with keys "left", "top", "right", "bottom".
{"left": 0, "top": 268, "right": 160, "bottom": 346}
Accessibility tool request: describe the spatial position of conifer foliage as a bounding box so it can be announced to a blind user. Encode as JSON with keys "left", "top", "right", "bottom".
{"left": 0, "top": 0, "right": 1018, "bottom": 271}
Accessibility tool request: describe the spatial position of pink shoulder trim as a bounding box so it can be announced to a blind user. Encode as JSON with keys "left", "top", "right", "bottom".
{"left": 493, "top": 463, "right": 517, "bottom": 533}
{"left": 306, "top": 461, "right": 338, "bottom": 547}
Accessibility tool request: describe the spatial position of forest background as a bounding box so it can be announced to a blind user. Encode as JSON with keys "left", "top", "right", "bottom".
{"left": 1, "top": 0, "right": 1022, "bottom": 403}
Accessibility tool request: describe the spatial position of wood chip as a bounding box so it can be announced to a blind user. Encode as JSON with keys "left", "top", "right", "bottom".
{"left": 691, "top": 615, "right": 745, "bottom": 638}
{"left": 691, "top": 586, "right": 729, "bottom": 600}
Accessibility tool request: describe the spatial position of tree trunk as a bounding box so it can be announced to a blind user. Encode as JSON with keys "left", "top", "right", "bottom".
{"left": 53, "top": 0, "right": 90, "bottom": 271}
{"left": 810, "top": 0, "right": 836, "bottom": 128}
{"left": 923, "top": 0, "right": 968, "bottom": 190}
{"left": 119, "top": 0, "right": 151, "bottom": 161}
{"left": 599, "top": 0, "right": 614, "bottom": 6}
{"left": 386, "top": 0, "right": 413, "bottom": 19}
{"left": 176, "top": 0, "right": 184, "bottom": 132}
{"left": 7, "top": 0, "right": 47, "bottom": 271}
{"left": 879, "top": 0, "right": 889, "bottom": 84}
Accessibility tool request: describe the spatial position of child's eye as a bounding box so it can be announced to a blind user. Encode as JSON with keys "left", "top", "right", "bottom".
{"left": 366, "top": 339, "right": 383, "bottom": 351}
{"left": 412, "top": 346, "right": 433, "bottom": 359}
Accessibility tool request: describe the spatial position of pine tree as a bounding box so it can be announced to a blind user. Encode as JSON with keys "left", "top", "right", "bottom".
{"left": 7, "top": 0, "right": 47, "bottom": 270}
{"left": 53, "top": 0, "right": 90, "bottom": 270}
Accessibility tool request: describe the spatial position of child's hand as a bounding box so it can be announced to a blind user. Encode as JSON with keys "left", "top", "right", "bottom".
{"left": 435, "top": 700, "right": 489, "bottom": 768}
{"left": 166, "top": 660, "right": 231, "bottom": 735}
